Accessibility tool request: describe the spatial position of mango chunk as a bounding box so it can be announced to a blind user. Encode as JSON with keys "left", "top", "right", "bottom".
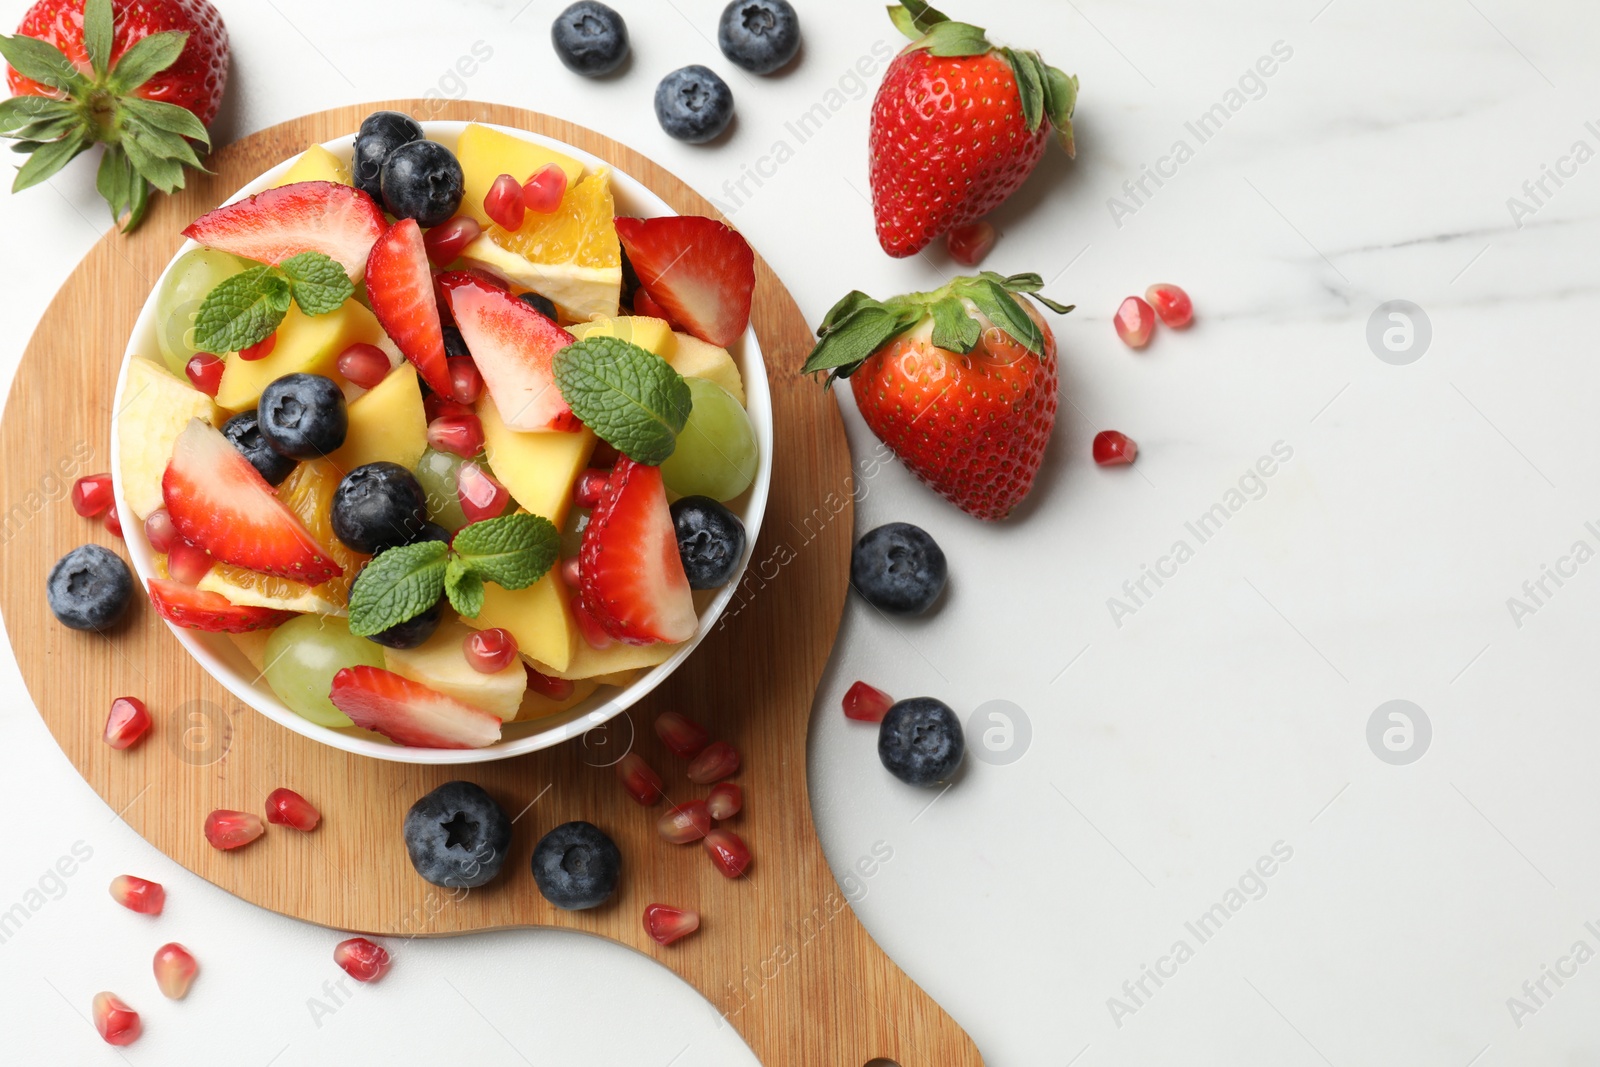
{"left": 478, "top": 394, "right": 595, "bottom": 528}
{"left": 669, "top": 332, "right": 745, "bottom": 406}
{"left": 469, "top": 571, "right": 577, "bottom": 673}
{"left": 456, "top": 124, "right": 586, "bottom": 230}
{"left": 516, "top": 677, "right": 600, "bottom": 722}
{"left": 386, "top": 620, "right": 527, "bottom": 721}
{"left": 275, "top": 144, "right": 352, "bottom": 188}
{"left": 327, "top": 364, "right": 427, "bottom": 475}
{"left": 570, "top": 315, "right": 676, "bottom": 359}
{"left": 217, "top": 300, "right": 387, "bottom": 412}
{"left": 531, "top": 634, "right": 683, "bottom": 681}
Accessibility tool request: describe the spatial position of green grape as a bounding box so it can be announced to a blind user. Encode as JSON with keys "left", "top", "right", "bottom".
{"left": 154, "top": 248, "right": 252, "bottom": 376}
{"left": 415, "top": 448, "right": 469, "bottom": 531}
{"left": 661, "top": 378, "right": 758, "bottom": 502}
{"left": 263, "top": 615, "right": 385, "bottom": 728}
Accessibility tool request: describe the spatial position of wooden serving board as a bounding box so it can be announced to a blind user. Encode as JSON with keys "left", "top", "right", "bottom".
{"left": 0, "top": 102, "right": 981, "bottom": 1066}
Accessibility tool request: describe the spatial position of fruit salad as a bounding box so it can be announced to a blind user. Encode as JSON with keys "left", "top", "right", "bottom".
{"left": 114, "top": 117, "right": 763, "bottom": 751}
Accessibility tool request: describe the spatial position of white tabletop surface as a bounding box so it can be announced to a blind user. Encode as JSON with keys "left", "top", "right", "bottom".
{"left": 4, "top": 0, "right": 1600, "bottom": 1063}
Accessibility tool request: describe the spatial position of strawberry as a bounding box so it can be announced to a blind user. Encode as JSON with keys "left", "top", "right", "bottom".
{"left": 869, "top": 1, "right": 1077, "bottom": 258}
{"left": 366, "top": 219, "right": 452, "bottom": 396}
{"left": 802, "top": 272, "right": 1073, "bottom": 521}
{"left": 161, "top": 419, "right": 342, "bottom": 584}
{"left": 438, "top": 270, "right": 579, "bottom": 432}
{"left": 183, "top": 181, "right": 385, "bottom": 283}
{"left": 614, "top": 216, "right": 754, "bottom": 348}
{"left": 1, "top": 0, "right": 228, "bottom": 230}
{"left": 579, "top": 457, "right": 697, "bottom": 645}
{"left": 148, "top": 579, "right": 293, "bottom": 633}
{"left": 328, "top": 666, "right": 502, "bottom": 749}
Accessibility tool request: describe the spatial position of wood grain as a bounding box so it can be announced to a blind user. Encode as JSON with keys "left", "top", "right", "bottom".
{"left": 0, "top": 102, "right": 982, "bottom": 1067}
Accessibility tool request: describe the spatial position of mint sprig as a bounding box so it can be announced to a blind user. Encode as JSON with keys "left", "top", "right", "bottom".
{"left": 347, "top": 541, "right": 450, "bottom": 638}
{"left": 552, "top": 336, "right": 692, "bottom": 466}
{"left": 192, "top": 251, "right": 355, "bottom": 355}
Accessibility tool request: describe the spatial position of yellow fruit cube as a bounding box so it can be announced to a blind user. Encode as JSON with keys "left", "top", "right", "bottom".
{"left": 532, "top": 634, "right": 683, "bottom": 681}
{"left": 670, "top": 332, "right": 745, "bottom": 406}
{"left": 386, "top": 620, "right": 527, "bottom": 721}
{"left": 515, "top": 677, "right": 599, "bottom": 722}
{"left": 457, "top": 124, "right": 586, "bottom": 230}
{"left": 274, "top": 144, "right": 352, "bottom": 188}
{"left": 327, "top": 364, "right": 427, "bottom": 475}
{"left": 478, "top": 394, "right": 595, "bottom": 528}
{"left": 117, "top": 357, "right": 220, "bottom": 519}
{"left": 570, "top": 315, "right": 677, "bottom": 359}
{"left": 217, "top": 300, "right": 387, "bottom": 412}
{"left": 469, "top": 571, "right": 576, "bottom": 673}
{"left": 229, "top": 629, "right": 272, "bottom": 675}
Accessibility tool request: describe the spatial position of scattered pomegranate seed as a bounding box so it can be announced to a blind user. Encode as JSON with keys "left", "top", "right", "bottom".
{"left": 658, "top": 800, "right": 712, "bottom": 844}
{"left": 448, "top": 356, "right": 484, "bottom": 405}
{"left": 704, "top": 828, "right": 752, "bottom": 878}
{"left": 687, "top": 740, "right": 740, "bottom": 784}
{"left": 265, "top": 787, "right": 321, "bottom": 831}
{"left": 946, "top": 220, "right": 996, "bottom": 266}
{"left": 522, "top": 163, "right": 568, "bottom": 214}
{"left": 103, "top": 696, "right": 151, "bottom": 750}
{"left": 92, "top": 992, "right": 140, "bottom": 1046}
{"left": 616, "top": 752, "right": 664, "bottom": 805}
{"left": 203, "top": 809, "right": 264, "bottom": 851}
{"left": 1114, "top": 296, "right": 1156, "bottom": 349}
{"left": 239, "top": 332, "right": 277, "bottom": 361}
{"left": 144, "top": 508, "right": 178, "bottom": 553}
{"left": 485, "top": 173, "right": 527, "bottom": 231}
{"left": 1145, "top": 283, "right": 1193, "bottom": 328}
{"left": 654, "top": 711, "right": 709, "bottom": 760}
{"left": 1093, "top": 430, "right": 1138, "bottom": 466}
{"left": 428, "top": 413, "right": 486, "bottom": 459}
{"left": 707, "top": 782, "right": 743, "bottom": 821}
{"left": 633, "top": 289, "right": 674, "bottom": 323}
{"left": 574, "top": 469, "right": 610, "bottom": 510}
{"left": 104, "top": 502, "right": 123, "bottom": 539}
{"left": 424, "top": 394, "right": 475, "bottom": 424}
{"left": 334, "top": 937, "right": 391, "bottom": 983}
{"left": 185, "top": 352, "right": 224, "bottom": 396}
{"left": 109, "top": 874, "right": 164, "bottom": 915}
{"left": 71, "top": 473, "right": 114, "bottom": 517}
{"left": 526, "top": 665, "right": 575, "bottom": 701}
{"left": 153, "top": 942, "right": 198, "bottom": 1000}
{"left": 559, "top": 556, "right": 581, "bottom": 589}
{"left": 424, "top": 215, "right": 482, "bottom": 265}
{"left": 337, "top": 342, "right": 392, "bottom": 389}
{"left": 644, "top": 903, "right": 700, "bottom": 946}
{"left": 843, "top": 681, "right": 894, "bottom": 722}
{"left": 464, "top": 627, "right": 518, "bottom": 673}
{"left": 167, "top": 538, "right": 213, "bottom": 584}
{"left": 457, "top": 461, "right": 510, "bottom": 523}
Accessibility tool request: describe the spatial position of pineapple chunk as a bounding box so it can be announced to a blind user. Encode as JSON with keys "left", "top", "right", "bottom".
{"left": 516, "top": 677, "right": 599, "bottom": 722}
{"left": 570, "top": 315, "right": 677, "bottom": 359}
{"left": 478, "top": 394, "right": 595, "bottom": 528}
{"left": 327, "top": 364, "right": 427, "bottom": 475}
{"left": 275, "top": 144, "right": 352, "bottom": 188}
{"left": 385, "top": 620, "right": 527, "bottom": 721}
{"left": 229, "top": 629, "right": 272, "bottom": 675}
{"left": 531, "top": 635, "right": 683, "bottom": 681}
{"left": 456, "top": 124, "right": 585, "bottom": 230}
{"left": 468, "top": 571, "right": 576, "bottom": 674}
{"left": 117, "top": 357, "right": 220, "bottom": 519}
{"left": 669, "top": 332, "right": 745, "bottom": 406}
{"left": 217, "top": 300, "right": 388, "bottom": 412}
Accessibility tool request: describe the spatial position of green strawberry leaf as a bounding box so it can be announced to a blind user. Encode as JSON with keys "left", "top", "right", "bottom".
{"left": 0, "top": 95, "right": 74, "bottom": 135}
{"left": 915, "top": 20, "right": 991, "bottom": 57}
{"left": 1003, "top": 49, "right": 1046, "bottom": 133}
{"left": 120, "top": 97, "right": 211, "bottom": 145}
{"left": 193, "top": 266, "right": 293, "bottom": 355}
{"left": 887, "top": 0, "right": 950, "bottom": 39}
{"left": 0, "top": 33, "right": 89, "bottom": 93}
{"left": 962, "top": 278, "right": 1043, "bottom": 354}
{"left": 1041, "top": 65, "right": 1079, "bottom": 157}
{"left": 930, "top": 296, "right": 982, "bottom": 354}
{"left": 552, "top": 336, "right": 692, "bottom": 466}
{"left": 818, "top": 290, "right": 884, "bottom": 337}
{"left": 281, "top": 252, "right": 355, "bottom": 316}
{"left": 348, "top": 541, "right": 450, "bottom": 637}
{"left": 800, "top": 304, "right": 919, "bottom": 380}
{"left": 453, "top": 513, "right": 560, "bottom": 591}
{"left": 83, "top": 0, "right": 114, "bottom": 77}
{"left": 107, "top": 29, "right": 188, "bottom": 95}
{"left": 444, "top": 559, "right": 486, "bottom": 618}
{"left": 12, "top": 129, "right": 88, "bottom": 193}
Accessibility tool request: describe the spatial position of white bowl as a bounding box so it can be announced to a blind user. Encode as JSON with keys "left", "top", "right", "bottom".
{"left": 111, "top": 121, "right": 772, "bottom": 765}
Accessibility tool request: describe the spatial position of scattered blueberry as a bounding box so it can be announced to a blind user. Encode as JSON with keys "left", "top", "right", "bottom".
{"left": 259, "top": 373, "right": 347, "bottom": 460}
{"left": 222, "top": 411, "right": 296, "bottom": 486}
{"left": 531, "top": 821, "right": 621, "bottom": 910}
{"left": 851, "top": 522, "right": 946, "bottom": 615}
{"left": 331, "top": 462, "right": 429, "bottom": 555}
{"left": 47, "top": 545, "right": 133, "bottom": 631}
{"left": 366, "top": 599, "right": 443, "bottom": 650}
{"left": 655, "top": 65, "right": 735, "bottom": 144}
{"left": 671, "top": 496, "right": 745, "bottom": 589}
{"left": 403, "top": 781, "right": 512, "bottom": 888}
{"left": 719, "top": 0, "right": 801, "bottom": 75}
{"left": 442, "top": 325, "right": 470, "bottom": 360}
{"left": 352, "top": 111, "right": 423, "bottom": 202}
{"left": 381, "top": 140, "right": 465, "bottom": 228}
{"left": 551, "top": 1, "right": 630, "bottom": 77}
{"left": 517, "top": 291, "right": 559, "bottom": 321}
{"left": 878, "top": 698, "right": 964, "bottom": 787}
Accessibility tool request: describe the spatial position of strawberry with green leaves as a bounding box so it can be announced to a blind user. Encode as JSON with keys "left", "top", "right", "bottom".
{"left": 870, "top": 0, "right": 1076, "bottom": 258}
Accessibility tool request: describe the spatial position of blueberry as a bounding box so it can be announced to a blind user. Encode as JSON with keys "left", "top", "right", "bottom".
{"left": 878, "top": 698, "right": 964, "bottom": 787}
{"left": 671, "top": 496, "right": 746, "bottom": 589}
{"left": 380, "top": 140, "right": 465, "bottom": 228}
{"left": 531, "top": 821, "right": 621, "bottom": 909}
{"left": 655, "top": 66, "right": 735, "bottom": 144}
{"left": 409, "top": 521, "right": 451, "bottom": 547}
{"left": 719, "top": 0, "right": 801, "bottom": 75}
{"left": 222, "top": 411, "right": 297, "bottom": 486}
{"left": 366, "top": 598, "right": 443, "bottom": 650}
{"left": 851, "top": 522, "right": 946, "bottom": 615}
{"left": 517, "top": 291, "right": 559, "bottom": 321}
{"left": 403, "top": 781, "right": 512, "bottom": 888}
{"left": 353, "top": 110, "right": 423, "bottom": 202}
{"left": 47, "top": 545, "right": 133, "bottom": 631}
{"left": 331, "top": 462, "right": 429, "bottom": 555}
{"left": 551, "top": 1, "right": 630, "bottom": 77}
{"left": 443, "top": 325, "right": 470, "bottom": 360}
{"left": 259, "top": 373, "right": 347, "bottom": 460}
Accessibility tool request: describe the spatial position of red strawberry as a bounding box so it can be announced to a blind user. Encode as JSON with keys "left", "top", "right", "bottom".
{"left": 579, "top": 458, "right": 697, "bottom": 645}
{"left": 148, "top": 579, "right": 293, "bottom": 633}
{"left": 614, "top": 216, "right": 754, "bottom": 348}
{"left": 437, "top": 271, "right": 578, "bottom": 432}
{"left": 328, "top": 666, "right": 502, "bottom": 749}
{"left": 161, "top": 419, "right": 342, "bottom": 583}
{"left": 366, "top": 219, "right": 452, "bottom": 395}
{"left": 869, "top": 2, "right": 1077, "bottom": 258}
{"left": 184, "top": 181, "right": 385, "bottom": 283}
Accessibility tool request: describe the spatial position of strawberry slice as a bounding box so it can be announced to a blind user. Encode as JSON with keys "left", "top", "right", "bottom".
{"left": 437, "top": 271, "right": 578, "bottom": 432}
{"left": 579, "top": 458, "right": 697, "bottom": 645}
{"left": 162, "top": 420, "right": 343, "bottom": 585}
{"left": 182, "top": 181, "right": 385, "bottom": 282}
{"left": 367, "top": 220, "right": 453, "bottom": 396}
{"left": 614, "top": 217, "right": 755, "bottom": 348}
{"left": 148, "top": 580, "right": 295, "bottom": 633}
{"left": 329, "top": 666, "right": 503, "bottom": 749}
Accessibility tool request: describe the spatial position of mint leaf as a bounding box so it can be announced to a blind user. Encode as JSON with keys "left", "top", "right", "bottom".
{"left": 453, "top": 513, "right": 559, "bottom": 591}
{"left": 444, "top": 559, "right": 486, "bottom": 617}
{"left": 553, "top": 337, "right": 692, "bottom": 466}
{"left": 193, "top": 266, "right": 292, "bottom": 355}
{"left": 348, "top": 541, "right": 449, "bottom": 637}
{"left": 282, "top": 252, "right": 354, "bottom": 316}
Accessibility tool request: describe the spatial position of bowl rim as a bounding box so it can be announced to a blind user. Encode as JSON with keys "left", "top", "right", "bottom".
{"left": 109, "top": 119, "right": 774, "bottom": 765}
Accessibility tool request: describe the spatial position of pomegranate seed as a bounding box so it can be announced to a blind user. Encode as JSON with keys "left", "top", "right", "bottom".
{"left": 448, "top": 356, "right": 484, "bottom": 405}
{"left": 704, "top": 828, "right": 752, "bottom": 878}
{"left": 71, "top": 473, "right": 114, "bottom": 517}
{"left": 424, "top": 215, "right": 482, "bottom": 264}
{"left": 574, "top": 469, "right": 610, "bottom": 510}
{"left": 92, "top": 992, "right": 140, "bottom": 1046}
{"left": 265, "top": 787, "right": 321, "bottom": 831}
{"left": 239, "top": 332, "right": 277, "bottom": 361}
{"left": 185, "top": 352, "right": 224, "bottom": 396}
{"left": 946, "top": 220, "right": 996, "bottom": 267}
{"left": 1145, "top": 283, "right": 1193, "bottom": 328}
{"left": 658, "top": 801, "right": 712, "bottom": 844}
{"left": 144, "top": 508, "right": 178, "bottom": 553}
{"left": 654, "top": 711, "right": 709, "bottom": 760}
{"left": 616, "top": 752, "right": 664, "bottom": 806}
{"left": 633, "top": 289, "right": 674, "bottom": 323}
{"left": 204, "top": 809, "right": 264, "bottom": 851}
{"left": 153, "top": 942, "right": 198, "bottom": 999}
{"left": 1114, "top": 296, "right": 1156, "bottom": 349}
{"left": 707, "top": 781, "right": 742, "bottom": 821}
{"left": 526, "top": 665, "right": 575, "bottom": 701}
{"left": 428, "top": 413, "right": 485, "bottom": 458}
{"left": 338, "top": 342, "right": 392, "bottom": 389}
{"left": 644, "top": 903, "right": 700, "bottom": 946}
{"left": 591, "top": 441, "right": 620, "bottom": 468}
{"left": 425, "top": 394, "right": 475, "bottom": 424}
{"left": 334, "top": 937, "right": 391, "bottom": 982}
{"left": 687, "top": 740, "right": 740, "bottom": 784}
{"left": 559, "top": 556, "right": 582, "bottom": 589}
{"left": 103, "top": 696, "right": 151, "bottom": 750}
{"left": 104, "top": 501, "right": 123, "bottom": 539}
{"left": 522, "top": 163, "right": 568, "bottom": 214}
{"left": 109, "top": 874, "right": 164, "bottom": 915}
{"left": 485, "top": 173, "right": 526, "bottom": 231}
{"left": 464, "top": 627, "right": 518, "bottom": 673}
{"left": 167, "top": 537, "right": 213, "bottom": 584}
{"left": 457, "top": 461, "right": 509, "bottom": 523}
{"left": 572, "top": 599, "right": 614, "bottom": 650}
{"left": 843, "top": 681, "right": 894, "bottom": 722}
{"left": 1093, "top": 430, "right": 1138, "bottom": 466}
